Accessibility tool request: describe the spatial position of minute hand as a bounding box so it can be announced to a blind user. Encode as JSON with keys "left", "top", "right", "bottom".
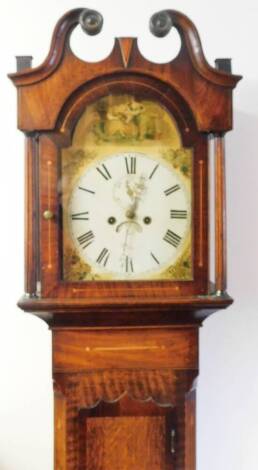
{"left": 126, "top": 196, "right": 139, "bottom": 220}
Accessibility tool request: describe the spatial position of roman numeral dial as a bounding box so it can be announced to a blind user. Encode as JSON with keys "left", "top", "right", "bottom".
{"left": 170, "top": 210, "right": 187, "bottom": 219}
{"left": 125, "top": 156, "right": 136, "bottom": 174}
{"left": 71, "top": 211, "right": 89, "bottom": 221}
{"left": 96, "top": 248, "right": 110, "bottom": 266}
{"left": 77, "top": 231, "right": 95, "bottom": 249}
{"left": 125, "top": 256, "right": 134, "bottom": 273}
{"left": 68, "top": 151, "right": 191, "bottom": 280}
{"left": 96, "top": 164, "right": 112, "bottom": 180}
{"left": 163, "top": 229, "right": 182, "bottom": 248}
{"left": 164, "top": 185, "right": 180, "bottom": 196}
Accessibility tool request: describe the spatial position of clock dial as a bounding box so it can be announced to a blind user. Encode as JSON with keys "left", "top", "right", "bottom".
{"left": 61, "top": 93, "right": 193, "bottom": 282}
{"left": 68, "top": 152, "right": 190, "bottom": 280}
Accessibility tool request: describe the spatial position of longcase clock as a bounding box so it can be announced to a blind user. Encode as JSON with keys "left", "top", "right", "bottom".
{"left": 9, "top": 8, "right": 241, "bottom": 470}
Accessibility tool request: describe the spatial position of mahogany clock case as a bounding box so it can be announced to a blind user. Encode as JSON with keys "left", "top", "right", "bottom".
{"left": 8, "top": 8, "right": 242, "bottom": 470}
{"left": 9, "top": 8, "right": 241, "bottom": 327}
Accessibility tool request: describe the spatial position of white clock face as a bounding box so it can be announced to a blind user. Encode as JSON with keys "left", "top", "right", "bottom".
{"left": 68, "top": 152, "right": 191, "bottom": 280}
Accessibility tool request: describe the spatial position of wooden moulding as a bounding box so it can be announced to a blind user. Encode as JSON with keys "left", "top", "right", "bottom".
{"left": 185, "top": 387, "right": 196, "bottom": 469}
{"left": 24, "top": 135, "right": 38, "bottom": 294}
{"left": 18, "top": 293, "right": 233, "bottom": 327}
{"left": 8, "top": 8, "right": 242, "bottom": 133}
{"left": 214, "top": 135, "right": 227, "bottom": 294}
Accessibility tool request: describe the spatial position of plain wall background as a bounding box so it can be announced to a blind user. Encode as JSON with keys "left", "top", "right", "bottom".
{"left": 0, "top": 0, "right": 257, "bottom": 469}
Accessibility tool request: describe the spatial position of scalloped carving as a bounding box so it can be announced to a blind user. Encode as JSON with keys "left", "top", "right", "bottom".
{"left": 55, "top": 368, "right": 196, "bottom": 408}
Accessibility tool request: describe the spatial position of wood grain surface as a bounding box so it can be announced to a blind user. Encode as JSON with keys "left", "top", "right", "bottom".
{"left": 86, "top": 416, "right": 167, "bottom": 470}
{"left": 53, "top": 327, "right": 198, "bottom": 372}
{"left": 9, "top": 8, "right": 241, "bottom": 469}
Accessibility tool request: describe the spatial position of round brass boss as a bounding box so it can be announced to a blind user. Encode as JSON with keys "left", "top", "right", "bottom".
{"left": 43, "top": 210, "right": 54, "bottom": 220}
